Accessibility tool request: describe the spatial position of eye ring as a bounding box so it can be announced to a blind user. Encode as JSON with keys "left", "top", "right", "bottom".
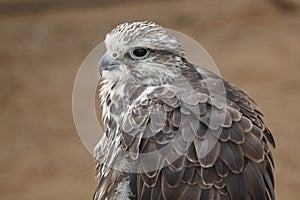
{"left": 129, "top": 48, "right": 149, "bottom": 60}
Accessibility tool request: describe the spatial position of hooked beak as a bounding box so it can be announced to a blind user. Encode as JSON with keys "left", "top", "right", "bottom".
{"left": 99, "top": 52, "right": 121, "bottom": 77}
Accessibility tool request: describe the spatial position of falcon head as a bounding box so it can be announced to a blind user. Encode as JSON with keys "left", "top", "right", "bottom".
{"left": 99, "top": 21, "right": 186, "bottom": 85}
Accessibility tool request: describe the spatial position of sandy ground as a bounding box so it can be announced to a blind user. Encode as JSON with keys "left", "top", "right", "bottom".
{"left": 0, "top": 0, "right": 300, "bottom": 199}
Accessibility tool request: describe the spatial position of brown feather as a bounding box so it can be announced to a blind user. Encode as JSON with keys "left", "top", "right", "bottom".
{"left": 194, "top": 134, "right": 221, "bottom": 168}
{"left": 244, "top": 162, "right": 268, "bottom": 200}
{"left": 224, "top": 172, "right": 247, "bottom": 200}
{"left": 242, "top": 132, "right": 265, "bottom": 162}
{"left": 229, "top": 122, "right": 245, "bottom": 144}
{"left": 215, "top": 158, "right": 229, "bottom": 178}
{"left": 219, "top": 142, "right": 244, "bottom": 173}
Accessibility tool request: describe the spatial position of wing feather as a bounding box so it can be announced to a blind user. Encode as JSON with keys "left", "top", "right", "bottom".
{"left": 224, "top": 172, "right": 247, "bottom": 200}
{"left": 244, "top": 162, "right": 268, "bottom": 200}
{"left": 219, "top": 142, "right": 244, "bottom": 173}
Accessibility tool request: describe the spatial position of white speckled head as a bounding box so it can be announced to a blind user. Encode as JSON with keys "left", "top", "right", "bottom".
{"left": 104, "top": 21, "right": 185, "bottom": 58}
{"left": 100, "top": 21, "right": 187, "bottom": 85}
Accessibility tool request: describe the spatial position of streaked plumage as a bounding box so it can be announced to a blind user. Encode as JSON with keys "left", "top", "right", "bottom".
{"left": 94, "top": 21, "right": 275, "bottom": 200}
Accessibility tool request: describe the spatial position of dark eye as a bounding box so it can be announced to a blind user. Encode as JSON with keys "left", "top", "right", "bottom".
{"left": 133, "top": 48, "right": 147, "bottom": 57}
{"left": 129, "top": 48, "right": 149, "bottom": 59}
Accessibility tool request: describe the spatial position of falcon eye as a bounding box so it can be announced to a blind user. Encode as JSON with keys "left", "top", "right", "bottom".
{"left": 133, "top": 48, "right": 147, "bottom": 57}
{"left": 129, "top": 48, "right": 149, "bottom": 59}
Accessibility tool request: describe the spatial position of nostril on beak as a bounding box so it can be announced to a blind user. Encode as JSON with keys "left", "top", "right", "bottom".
{"left": 99, "top": 52, "right": 121, "bottom": 77}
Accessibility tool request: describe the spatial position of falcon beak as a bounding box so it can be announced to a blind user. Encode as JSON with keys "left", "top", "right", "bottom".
{"left": 99, "top": 51, "right": 121, "bottom": 77}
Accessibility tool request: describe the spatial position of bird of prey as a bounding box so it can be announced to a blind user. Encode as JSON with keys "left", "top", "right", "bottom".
{"left": 94, "top": 21, "right": 275, "bottom": 200}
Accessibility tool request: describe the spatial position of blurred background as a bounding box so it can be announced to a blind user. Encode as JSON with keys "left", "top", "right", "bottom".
{"left": 0, "top": 0, "right": 299, "bottom": 199}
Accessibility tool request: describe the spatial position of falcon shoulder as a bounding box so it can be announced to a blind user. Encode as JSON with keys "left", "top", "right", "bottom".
{"left": 121, "top": 63, "right": 275, "bottom": 200}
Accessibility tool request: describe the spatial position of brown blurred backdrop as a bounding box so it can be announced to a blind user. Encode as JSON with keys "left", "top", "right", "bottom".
{"left": 1, "top": 0, "right": 300, "bottom": 199}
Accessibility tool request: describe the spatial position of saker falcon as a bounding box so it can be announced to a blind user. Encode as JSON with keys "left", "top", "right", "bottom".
{"left": 93, "top": 21, "right": 275, "bottom": 200}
